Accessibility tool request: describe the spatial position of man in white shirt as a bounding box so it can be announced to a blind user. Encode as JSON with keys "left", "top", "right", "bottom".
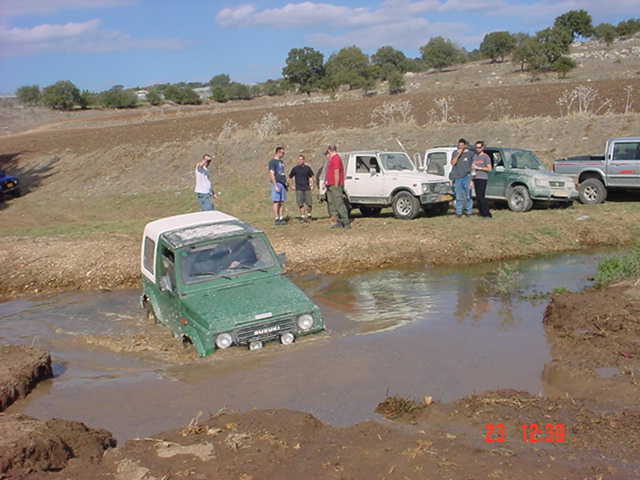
{"left": 195, "top": 153, "right": 216, "bottom": 211}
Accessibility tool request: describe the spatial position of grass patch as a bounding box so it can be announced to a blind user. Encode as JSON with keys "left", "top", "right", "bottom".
{"left": 375, "top": 395, "right": 426, "bottom": 419}
{"left": 535, "top": 226, "right": 561, "bottom": 238}
{"left": 595, "top": 245, "right": 640, "bottom": 287}
{"left": 479, "top": 263, "right": 523, "bottom": 297}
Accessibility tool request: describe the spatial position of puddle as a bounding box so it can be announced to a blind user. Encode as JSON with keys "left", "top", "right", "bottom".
{"left": 0, "top": 250, "right": 611, "bottom": 442}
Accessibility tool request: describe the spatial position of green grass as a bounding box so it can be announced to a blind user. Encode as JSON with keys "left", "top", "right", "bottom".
{"left": 535, "top": 226, "right": 561, "bottom": 238}
{"left": 595, "top": 244, "right": 640, "bottom": 287}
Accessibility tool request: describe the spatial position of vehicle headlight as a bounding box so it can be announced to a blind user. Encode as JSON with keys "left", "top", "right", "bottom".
{"left": 535, "top": 178, "right": 550, "bottom": 187}
{"left": 436, "top": 182, "right": 450, "bottom": 193}
{"left": 297, "top": 314, "right": 314, "bottom": 331}
{"left": 421, "top": 183, "right": 429, "bottom": 194}
{"left": 215, "top": 332, "right": 233, "bottom": 349}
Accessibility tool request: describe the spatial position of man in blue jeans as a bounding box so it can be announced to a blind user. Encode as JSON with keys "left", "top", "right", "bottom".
{"left": 194, "top": 153, "right": 216, "bottom": 211}
{"left": 450, "top": 138, "right": 474, "bottom": 217}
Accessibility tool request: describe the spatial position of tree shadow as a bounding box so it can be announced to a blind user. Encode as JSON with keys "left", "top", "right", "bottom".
{"left": 0, "top": 152, "right": 60, "bottom": 206}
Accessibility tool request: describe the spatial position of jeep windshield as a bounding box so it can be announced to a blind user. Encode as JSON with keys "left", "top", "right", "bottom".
{"left": 506, "top": 150, "right": 542, "bottom": 170}
{"left": 182, "top": 236, "right": 276, "bottom": 284}
{"left": 380, "top": 153, "right": 415, "bottom": 171}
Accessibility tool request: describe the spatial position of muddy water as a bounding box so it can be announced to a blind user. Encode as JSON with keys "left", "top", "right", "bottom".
{"left": 1, "top": 251, "right": 609, "bottom": 442}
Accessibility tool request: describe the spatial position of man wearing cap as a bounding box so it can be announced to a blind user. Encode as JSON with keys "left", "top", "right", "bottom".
{"left": 194, "top": 153, "right": 216, "bottom": 211}
{"left": 325, "top": 145, "right": 351, "bottom": 229}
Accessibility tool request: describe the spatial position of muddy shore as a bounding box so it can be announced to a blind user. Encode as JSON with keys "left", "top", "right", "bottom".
{"left": 0, "top": 345, "right": 52, "bottom": 412}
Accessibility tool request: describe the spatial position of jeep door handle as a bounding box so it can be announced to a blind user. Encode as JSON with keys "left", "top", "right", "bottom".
{"left": 346, "top": 176, "right": 353, "bottom": 179}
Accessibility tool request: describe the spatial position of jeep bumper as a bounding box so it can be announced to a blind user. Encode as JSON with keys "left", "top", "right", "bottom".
{"left": 420, "top": 193, "right": 453, "bottom": 205}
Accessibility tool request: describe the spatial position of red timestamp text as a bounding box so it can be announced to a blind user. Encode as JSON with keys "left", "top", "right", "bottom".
{"left": 484, "top": 423, "right": 566, "bottom": 444}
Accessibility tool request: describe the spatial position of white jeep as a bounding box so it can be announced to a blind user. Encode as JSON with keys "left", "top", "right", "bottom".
{"left": 319, "top": 151, "right": 452, "bottom": 219}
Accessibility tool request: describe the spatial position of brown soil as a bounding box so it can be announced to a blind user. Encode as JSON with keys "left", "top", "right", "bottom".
{"left": 0, "top": 346, "right": 52, "bottom": 412}
{"left": 542, "top": 281, "right": 640, "bottom": 406}
{"left": 0, "top": 414, "right": 115, "bottom": 479}
{"left": 32, "top": 391, "right": 638, "bottom": 480}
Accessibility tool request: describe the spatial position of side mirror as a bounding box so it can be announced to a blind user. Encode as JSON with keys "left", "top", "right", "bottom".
{"left": 159, "top": 275, "right": 173, "bottom": 293}
{"left": 495, "top": 166, "right": 505, "bottom": 172}
{"left": 370, "top": 169, "right": 377, "bottom": 176}
{"left": 277, "top": 253, "right": 287, "bottom": 266}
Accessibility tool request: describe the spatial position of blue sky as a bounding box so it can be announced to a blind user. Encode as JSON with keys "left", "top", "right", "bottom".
{"left": 1, "top": 0, "right": 639, "bottom": 93}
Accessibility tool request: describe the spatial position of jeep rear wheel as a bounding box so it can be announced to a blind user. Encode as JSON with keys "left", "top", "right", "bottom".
{"left": 578, "top": 178, "right": 606, "bottom": 205}
{"left": 506, "top": 185, "right": 533, "bottom": 212}
{"left": 392, "top": 192, "right": 420, "bottom": 219}
{"left": 359, "top": 206, "right": 382, "bottom": 217}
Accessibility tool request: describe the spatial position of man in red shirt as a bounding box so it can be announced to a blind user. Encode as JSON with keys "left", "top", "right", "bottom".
{"left": 325, "top": 145, "right": 351, "bottom": 229}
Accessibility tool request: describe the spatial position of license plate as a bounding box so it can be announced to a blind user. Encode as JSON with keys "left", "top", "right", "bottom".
{"left": 6, "top": 183, "right": 13, "bottom": 188}
{"left": 438, "top": 194, "right": 453, "bottom": 202}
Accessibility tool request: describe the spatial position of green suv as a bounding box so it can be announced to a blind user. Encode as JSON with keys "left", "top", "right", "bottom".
{"left": 140, "top": 211, "right": 325, "bottom": 356}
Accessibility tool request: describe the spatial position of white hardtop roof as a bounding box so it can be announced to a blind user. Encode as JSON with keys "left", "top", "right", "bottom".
{"left": 344, "top": 150, "right": 406, "bottom": 155}
{"left": 609, "top": 137, "right": 640, "bottom": 142}
{"left": 143, "top": 211, "right": 238, "bottom": 245}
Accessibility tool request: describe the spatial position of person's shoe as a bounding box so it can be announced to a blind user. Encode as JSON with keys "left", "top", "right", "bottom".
{"left": 330, "top": 223, "right": 342, "bottom": 229}
{"left": 342, "top": 223, "right": 352, "bottom": 230}
{"left": 274, "top": 218, "right": 282, "bottom": 225}
{"left": 455, "top": 214, "right": 463, "bottom": 218}
{"left": 464, "top": 212, "right": 473, "bottom": 217}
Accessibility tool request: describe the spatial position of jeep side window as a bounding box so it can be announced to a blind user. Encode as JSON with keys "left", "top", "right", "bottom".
{"left": 492, "top": 151, "right": 504, "bottom": 168}
{"left": 143, "top": 237, "right": 155, "bottom": 274}
{"left": 369, "top": 157, "right": 380, "bottom": 173}
{"left": 355, "top": 157, "right": 370, "bottom": 173}
{"left": 613, "top": 142, "right": 640, "bottom": 161}
{"left": 426, "top": 152, "right": 446, "bottom": 176}
{"left": 160, "top": 247, "right": 176, "bottom": 290}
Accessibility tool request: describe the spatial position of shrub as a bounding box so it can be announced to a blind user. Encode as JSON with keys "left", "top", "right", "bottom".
{"left": 420, "top": 37, "right": 464, "bottom": 71}
{"left": 370, "top": 100, "right": 414, "bottom": 126}
{"left": 16, "top": 85, "right": 41, "bottom": 105}
{"left": 251, "top": 113, "right": 285, "bottom": 139}
{"left": 593, "top": 23, "right": 617, "bottom": 46}
{"left": 164, "top": 85, "right": 201, "bottom": 105}
{"left": 616, "top": 18, "right": 640, "bottom": 37}
{"left": 212, "top": 86, "right": 227, "bottom": 103}
{"left": 218, "top": 119, "right": 240, "bottom": 140}
{"left": 387, "top": 71, "right": 405, "bottom": 95}
{"left": 552, "top": 56, "right": 577, "bottom": 79}
{"left": 479, "top": 31, "right": 516, "bottom": 62}
{"left": 41, "top": 80, "right": 82, "bottom": 110}
{"left": 99, "top": 88, "right": 138, "bottom": 108}
{"left": 146, "top": 90, "right": 163, "bottom": 106}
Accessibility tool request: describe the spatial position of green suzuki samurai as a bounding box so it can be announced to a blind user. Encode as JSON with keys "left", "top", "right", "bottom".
{"left": 140, "top": 211, "right": 324, "bottom": 356}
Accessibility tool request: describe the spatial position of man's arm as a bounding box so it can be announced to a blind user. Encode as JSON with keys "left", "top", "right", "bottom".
{"left": 451, "top": 150, "right": 462, "bottom": 166}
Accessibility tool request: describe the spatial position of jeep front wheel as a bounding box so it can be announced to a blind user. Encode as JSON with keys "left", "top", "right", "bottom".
{"left": 507, "top": 185, "right": 533, "bottom": 212}
{"left": 392, "top": 192, "right": 420, "bottom": 219}
{"left": 578, "top": 178, "right": 606, "bottom": 205}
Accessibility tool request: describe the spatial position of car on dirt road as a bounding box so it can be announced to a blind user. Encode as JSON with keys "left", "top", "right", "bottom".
{"left": 553, "top": 137, "right": 640, "bottom": 205}
{"left": 319, "top": 151, "right": 452, "bottom": 219}
{"left": 140, "top": 211, "right": 325, "bottom": 356}
{"left": 0, "top": 170, "right": 20, "bottom": 198}
{"left": 424, "top": 146, "right": 577, "bottom": 212}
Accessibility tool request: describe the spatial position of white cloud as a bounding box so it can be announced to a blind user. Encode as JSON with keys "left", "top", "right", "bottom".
{"left": 0, "top": 19, "right": 186, "bottom": 56}
{"left": 0, "top": 0, "right": 137, "bottom": 17}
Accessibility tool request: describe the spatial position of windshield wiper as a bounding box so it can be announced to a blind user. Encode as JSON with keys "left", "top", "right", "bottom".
{"left": 192, "top": 272, "right": 233, "bottom": 280}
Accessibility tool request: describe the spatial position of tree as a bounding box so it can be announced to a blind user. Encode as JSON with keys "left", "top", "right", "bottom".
{"left": 282, "top": 47, "right": 324, "bottom": 95}
{"left": 16, "top": 85, "right": 41, "bottom": 105}
{"left": 616, "top": 18, "right": 640, "bottom": 37}
{"left": 512, "top": 36, "right": 545, "bottom": 73}
{"left": 226, "top": 82, "right": 253, "bottom": 100}
{"left": 99, "top": 87, "right": 138, "bottom": 108}
{"left": 536, "top": 27, "right": 572, "bottom": 65}
{"left": 209, "top": 74, "right": 231, "bottom": 89}
{"left": 387, "top": 71, "right": 405, "bottom": 95}
{"left": 212, "top": 87, "right": 227, "bottom": 103}
{"left": 371, "top": 46, "right": 408, "bottom": 78}
{"left": 325, "top": 46, "right": 371, "bottom": 90}
{"left": 552, "top": 56, "right": 577, "bottom": 79}
{"left": 164, "top": 85, "right": 201, "bottom": 105}
{"left": 79, "top": 90, "right": 98, "bottom": 108}
{"left": 41, "top": 80, "right": 82, "bottom": 110}
{"left": 146, "top": 90, "right": 163, "bottom": 105}
{"left": 420, "top": 37, "right": 463, "bottom": 71}
{"left": 479, "top": 31, "right": 516, "bottom": 62}
{"left": 554, "top": 9, "right": 593, "bottom": 40}
{"left": 593, "top": 23, "right": 617, "bottom": 46}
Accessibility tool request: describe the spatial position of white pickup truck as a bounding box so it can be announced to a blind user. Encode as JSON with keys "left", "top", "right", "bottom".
{"left": 319, "top": 151, "right": 452, "bottom": 219}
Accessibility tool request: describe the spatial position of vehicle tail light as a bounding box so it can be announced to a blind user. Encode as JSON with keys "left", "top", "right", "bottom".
{"left": 179, "top": 318, "right": 189, "bottom": 325}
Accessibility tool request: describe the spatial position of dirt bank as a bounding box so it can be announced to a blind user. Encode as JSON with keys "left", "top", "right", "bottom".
{"left": 543, "top": 280, "right": 640, "bottom": 406}
{"left": 30, "top": 389, "right": 636, "bottom": 480}
{"left": 0, "top": 414, "right": 115, "bottom": 478}
{"left": 0, "top": 346, "right": 52, "bottom": 411}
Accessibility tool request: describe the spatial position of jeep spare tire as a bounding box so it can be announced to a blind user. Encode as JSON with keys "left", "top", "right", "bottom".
{"left": 392, "top": 191, "right": 420, "bottom": 219}
{"left": 578, "top": 178, "right": 607, "bottom": 205}
{"left": 506, "top": 185, "right": 533, "bottom": 212}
